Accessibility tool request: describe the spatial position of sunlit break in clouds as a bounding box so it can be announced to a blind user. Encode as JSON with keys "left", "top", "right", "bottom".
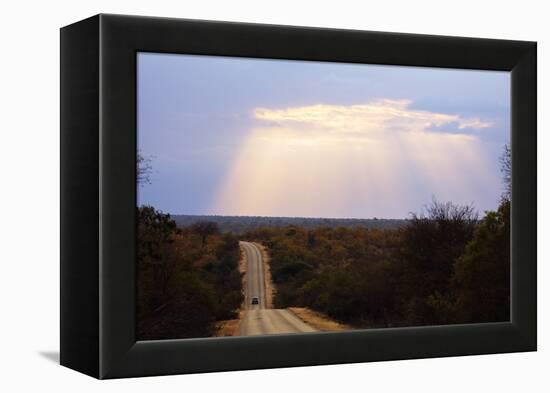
{"left": 254, "top": 99, "right": 493, "bottom": 134}
{"left": 137, "top": 53, "right": 510, "bottom": 218}
{"left": 211, "top": 100, "right": 497, "bottom": 218}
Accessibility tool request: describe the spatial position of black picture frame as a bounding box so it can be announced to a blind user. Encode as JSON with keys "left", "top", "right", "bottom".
{"left": 60, "top": 14, "right": 537, "bottom": 379}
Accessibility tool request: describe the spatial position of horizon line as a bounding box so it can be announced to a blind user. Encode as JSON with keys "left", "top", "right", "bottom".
{"left": 158, "top": 211, "right": 411, "bottom": 221}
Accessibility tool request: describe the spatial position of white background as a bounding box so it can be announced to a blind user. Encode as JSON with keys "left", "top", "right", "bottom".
{"left": 0, "top": 0, "right": 546, "bottom": 391}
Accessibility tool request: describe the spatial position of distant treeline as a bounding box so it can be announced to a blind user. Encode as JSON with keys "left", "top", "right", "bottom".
{"left": 137, "top": 206, "right": 243, "bottom": 340}
{"left": 173, "top": 214, "right": 408, "bottom": 234}
{"left": 244, "top": 198, "right": 510, "bottom": 328}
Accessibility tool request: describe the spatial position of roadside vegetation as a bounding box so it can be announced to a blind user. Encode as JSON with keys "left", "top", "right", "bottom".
{"left": 243, "top": 146, "right": 511, "bottom": 328}
{"left": 137, "top": 207, "right": 243, "bottom": 340}
{"left": 137, "top": 146, "right": 511, "bottom": 335}
{"left": 244, "top": 197, "right": 509, "bottom": 328}
{"left": 171, "top": 214, "right": 407, "bottom": 234}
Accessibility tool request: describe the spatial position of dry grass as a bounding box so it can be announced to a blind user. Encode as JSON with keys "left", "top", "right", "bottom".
{"left": 288, "top": 307, "right": 351, "bottom": 332}
{"left": 239, "top": 244, "right": 247, "bottom": 302}
{"left": 214, "top": 314, "right": 242, "bottom": 337}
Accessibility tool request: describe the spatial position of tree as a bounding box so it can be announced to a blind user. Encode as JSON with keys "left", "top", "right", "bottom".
{"left": 137, "top": 151, "right": 153, "bottom": 185}
{"left": 398, "top": 198, "right": 478, "bottom": 325}
{"left": 137, "top": 207, "right": 177, "bottom": 305}
{"left": 451, "top": 200, "right": 510, "bottom": 323}
{"left": 500, "top": 144, "right": 511, "bottom": 202}
{"left": 445, "top": 144, "right": 511, "bottom": 323}
{"left": 190, "top": 221, "right": 220, "bottom": 247}
{"left": 137, "top": 206, "right": 242, "bottom": 339}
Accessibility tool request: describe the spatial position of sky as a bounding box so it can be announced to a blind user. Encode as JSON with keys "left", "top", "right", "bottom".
{"left": 137, "top": 52, "right": 510, "bottom": 219}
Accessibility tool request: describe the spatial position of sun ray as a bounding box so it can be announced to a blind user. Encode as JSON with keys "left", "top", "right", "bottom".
{"left": 209, "top": 100, "right": 498, "bottom": 218}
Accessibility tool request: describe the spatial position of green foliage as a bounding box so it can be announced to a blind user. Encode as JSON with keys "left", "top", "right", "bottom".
{"left": 190, "top": 221, "right": 220, "bottom": 246}
{"left": 452, "top": 201, "right": 510, "bottom": 323}
{"left": 137, "top": 206, "right": 242, "bottom": 340}
{"left": 247, "top": 198, "right": 509, "bottom": 329}
{"left": 173, "top": 214, "right": 407, "bottom": 234}
{"left": 247, "top": 224, "right": 402, "bottom": 325}
{"left": 397, "top": 198, "right": 478, "bottom": 325}
{"left": 137, "top": 193, "right": 510, "bottom": 337}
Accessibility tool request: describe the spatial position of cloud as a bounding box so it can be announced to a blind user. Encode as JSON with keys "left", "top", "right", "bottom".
{"left": 457, "top": 119, "right": 493, "bottom": 129}
{"left": 253, "top": 99, "right": 492, "bottom": 139}
{"left": 209, "top": 99, "right": 499, "bottom": 218}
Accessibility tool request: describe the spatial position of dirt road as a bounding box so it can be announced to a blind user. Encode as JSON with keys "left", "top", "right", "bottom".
{"left": 239, "top": 241, "right": 316, "bottom": 336}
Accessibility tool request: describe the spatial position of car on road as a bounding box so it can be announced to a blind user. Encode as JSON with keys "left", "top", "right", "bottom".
{"left": 251, "top": 297, "right": 259, "bottom": 305}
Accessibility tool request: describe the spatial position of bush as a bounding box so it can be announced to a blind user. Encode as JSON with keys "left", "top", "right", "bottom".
{"left": 247, "top": 198, "right": 508, "bottom": 329}
{"left": 137, "top": 206, "right": 242, "bottom": 340}
{"left": 451, "top": 201, "right": 510, "bottom": 323}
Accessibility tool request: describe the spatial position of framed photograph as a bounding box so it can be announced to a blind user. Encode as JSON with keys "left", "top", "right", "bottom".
{"left": 60, "top": 14, "right": 536, "bottom": 379}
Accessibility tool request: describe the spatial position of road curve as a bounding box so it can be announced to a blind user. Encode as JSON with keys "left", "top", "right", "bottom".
{"left": 239, "top": 241, "right": 316, "bottom": 336}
